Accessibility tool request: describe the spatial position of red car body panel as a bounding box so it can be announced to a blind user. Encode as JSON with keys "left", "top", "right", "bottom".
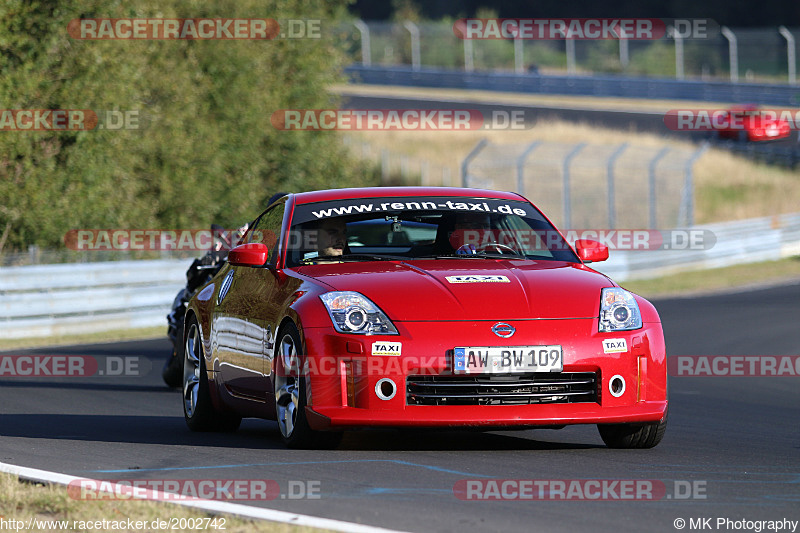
{"left": 186, "top": 187, "right": 668, "bottom": 432}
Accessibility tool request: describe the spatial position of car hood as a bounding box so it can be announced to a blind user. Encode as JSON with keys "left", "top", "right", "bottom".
{"left": 299, "top": 259, "right": 612, "bottom": 321}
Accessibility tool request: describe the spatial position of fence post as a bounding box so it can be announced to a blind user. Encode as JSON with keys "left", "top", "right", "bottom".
{"left": 679, "top": 142, "right": 710, "bottom": 227}
{"left": 669, "top": 26, "right": 685, "bottom": 80}
{"left": 514, "top": 35, "right": 524, "bottom": 74}
{"left": 28, "top": 245, "right": 39, "bottom": 265}
{"left": 381, "top": 149, "right": 389, "bottom": 184}
{"left": 779, "top": 26, "right": 796, "bottom": 86}
{"left": 516, "top": 141, "right": 542, "bottom": 195}
{"left": 612, "top": 26, "right": 629, "bottom": 69}
{"left": 464, "top": 37, "right": 474, "bottom": 72}
{"left": 461, "top": 139, "right": 488, "bottom": 187}
{"left": 403, "top": 21, "right": 421, "bottom": 71}
{"left": 566, "top": 38, "right": 576, "bottom": 75}
{"left": 353, "top": 20, "right": 371, "bottom": 66}
{"left": 721, "top": 26, "right": 739, "bottom": 83}
{"left": 648, "top": 147, "right": 670, "bottom": 228}
{"left": 619, "top": 36, "right": 629, "bottom": 69}
{"left": 454, "top": 20, "right": 474, "bottom": 72}
{"left": 606, "top": 143, "right": 628, "bottom": 228}
{"left": 563, "top": 143, "right": 586, "bottom": 228}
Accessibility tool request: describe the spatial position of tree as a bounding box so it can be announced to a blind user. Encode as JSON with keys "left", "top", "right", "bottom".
{"left": 0, "top": 0, "right": 372, "bottom": 252}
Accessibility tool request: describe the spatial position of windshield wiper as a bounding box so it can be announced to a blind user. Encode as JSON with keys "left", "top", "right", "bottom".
{"left": 415, "top": 253, "right": 527, "bottom": 260}
{"left": 300, "top": 253, "right": 404, "bottom": 264}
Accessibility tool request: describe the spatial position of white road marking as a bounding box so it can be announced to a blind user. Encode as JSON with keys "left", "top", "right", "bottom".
{"left": 0, "top": 461, "right": 411, "bottom": 533}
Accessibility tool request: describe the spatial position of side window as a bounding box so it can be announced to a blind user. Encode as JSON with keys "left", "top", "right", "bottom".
{"left": 247, "top": 201, "right": 286, "bottom": 265}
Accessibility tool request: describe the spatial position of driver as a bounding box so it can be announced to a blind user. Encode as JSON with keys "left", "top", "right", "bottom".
{"left": 450, "top": 213, "right": 494, "bottom": 252}
{"left": 316, "top": 218, "right": 347, "bottom": 257}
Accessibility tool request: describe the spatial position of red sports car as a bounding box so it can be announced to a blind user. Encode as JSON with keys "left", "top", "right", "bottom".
{"left": 182, "top": 187, "right": 667, "bottom": 449}
{"left": 716, "top": 104, "right": 791, "bottom": 142}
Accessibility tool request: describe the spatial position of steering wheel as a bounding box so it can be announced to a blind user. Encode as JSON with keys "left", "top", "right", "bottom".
{"left": 477, "top": 242, "right": 522, "bottom": 255}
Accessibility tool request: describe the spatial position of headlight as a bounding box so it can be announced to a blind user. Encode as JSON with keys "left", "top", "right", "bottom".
{"left": 599, "top": 288, "right": 642, "bottom": 332}
{"left": 320, "top": 291, "right": 398, "bottom": 335}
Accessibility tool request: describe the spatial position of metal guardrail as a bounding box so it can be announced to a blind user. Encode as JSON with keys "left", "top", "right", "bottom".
{"left": 1, "top": 214, "right": 798, "bottom": 340}
{"left": 0, "top": 259, "right": 185, "bottom": 341}
{"left": 345, "top": 65, "right": 800, "bottom": 107}
{"left": 590, "top": 213, "right": 800, "bottom": 281}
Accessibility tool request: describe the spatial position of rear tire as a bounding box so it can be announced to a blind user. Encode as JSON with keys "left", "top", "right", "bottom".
{"left": 597, "top": 409, "right": 667, "bottom": 449}
{"left": 183, "top": 317, "right": 241, "bottom": 432}
{"left": 162, "top": 330, "right": 184, "bottom": 389}
{"left": 273, "top": 322, "right": 342, "bottom": 449}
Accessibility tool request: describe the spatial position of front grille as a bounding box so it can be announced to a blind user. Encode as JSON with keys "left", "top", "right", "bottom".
{"left": 406, "top": 372, "right": 598, "bottom": 406}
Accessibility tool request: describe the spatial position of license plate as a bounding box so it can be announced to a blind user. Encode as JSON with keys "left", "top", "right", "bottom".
{"left": 453, "top": 345, "right": 563, "bottom": 374}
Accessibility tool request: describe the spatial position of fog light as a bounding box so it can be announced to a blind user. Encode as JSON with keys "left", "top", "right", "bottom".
{"left": 609, "top": 375, "right": 626, "bottom": 398}
{"left": 375, "top": 378, "right": 396, "bottom": 400}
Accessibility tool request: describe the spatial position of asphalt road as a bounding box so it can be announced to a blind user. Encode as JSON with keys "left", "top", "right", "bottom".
{"left": 341, "top": 93, "right": 800, "bottom": 151}
{"left": 1, "top": 281, "right": 799, "bottom": 533}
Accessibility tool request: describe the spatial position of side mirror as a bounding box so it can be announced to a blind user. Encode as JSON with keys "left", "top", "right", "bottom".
{"left": 228, "top": 243, "right": 269, "bottom": 267}
{"left": 575, "top": 239, "right": 609, "bottom": 263}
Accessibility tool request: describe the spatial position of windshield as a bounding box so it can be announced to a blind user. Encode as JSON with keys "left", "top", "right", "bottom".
{"left": 285, "top": 195, "right": 579, "bottom": 266}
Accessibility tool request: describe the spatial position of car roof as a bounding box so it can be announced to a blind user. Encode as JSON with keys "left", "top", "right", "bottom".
{"left": 291, "top": 187, "right": 526, "bottom": 205}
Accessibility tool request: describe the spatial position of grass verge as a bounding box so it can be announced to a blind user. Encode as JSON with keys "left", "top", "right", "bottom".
{"left": 330, "top": 83, "right": 739, "bottom": 113}
{"left": 0, "top": 472, "right": 333, "bottom": 533}
{"left": 0, "top": 327, "right": 166, "bottom": 352}
{"left": 620, "top": 256, "right": 800, "bottom": 299}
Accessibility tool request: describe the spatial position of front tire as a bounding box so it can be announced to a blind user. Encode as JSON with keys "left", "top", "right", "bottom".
{"left": 597, "top": 409, "right": 667, "bottom": 449}
{"left": 183, "top": 317, "right": 241, "bottom": 432}
{"left": 273, "top": 323, "right": 341, "bottom": 449}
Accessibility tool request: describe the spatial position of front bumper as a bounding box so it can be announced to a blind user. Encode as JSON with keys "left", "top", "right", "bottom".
{"left": 300, "top": 318, "right": 667, "bottom": 430}
{"left": 308, "top": 401, "right": 668, "bottom": 430}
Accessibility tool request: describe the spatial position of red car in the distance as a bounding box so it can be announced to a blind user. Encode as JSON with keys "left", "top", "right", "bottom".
{"left": 182, "top": 187, "right": 668, "bottom": 449}
{"left": 716, "top": 104, "right": 791, "bottom": 142}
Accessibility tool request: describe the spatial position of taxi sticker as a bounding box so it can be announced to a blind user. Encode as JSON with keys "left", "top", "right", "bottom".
{"left": 445, "top": 275, "right": 510, "bottom": 284}
{"left": 603, "top": 338, "right": 628, "bottom": 353}
{"left": 372, "top": 342, "right": 402, "bottom": 356}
